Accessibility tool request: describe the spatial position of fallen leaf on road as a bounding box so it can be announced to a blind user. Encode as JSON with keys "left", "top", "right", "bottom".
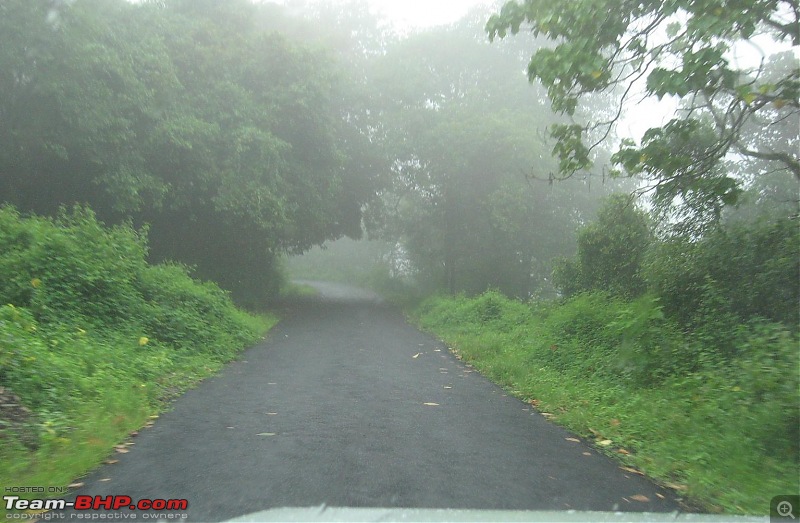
{"left": 267, "top": 412, "right": 278, "bottom": 415}
{"left": 598, "top": 439, "right": 613, "bottom": 446}
{"left": 130, "top": 431, "right": 139, "bottom": 437}
{"left": 656, "top": 493, "right": 665, "bottom": 500}
{"left": 412, "top": 353, "right": 421, "bottom": 359}
{"left": 541, "top": 412, "right": 554, "bottom": 418}
{"left": 620, "top": 466, "right": 644, "bottom": 476}
{"left": 105, "top": 459, "right": 119, "bottom": 465}
{"left": 565, "top": 438, "right": 580, "bottom": 443}
{"left": 115, "top": 448, "right": 129, "bottom": 454}
{"left": 148, "top": 415, "right": 159, "bottom": 420}
{"left": 582, "top": 452, "right": 591, "bottom": 456}
{"left": 443, "top": 386, "right": 452, "bottom": 389}
{"left": 630, "top": 495, "right": 650, "bottom": 502}
{"left": 664, "top": 482, "right": 688, "bottom": 492}
{"left": 423, "top": 402, "right": 439, "bottom": 406}
{"left": 434, "top": 349, "right": 441, "bottom": 352}
{"left": 68, "top": 483, "right": 85, "bottom": 489}
{"left": 257, "top": 432, "right": 276, "bottom": 436}
{"left": 99, "top": 478, "right": 111, "bottom": 483}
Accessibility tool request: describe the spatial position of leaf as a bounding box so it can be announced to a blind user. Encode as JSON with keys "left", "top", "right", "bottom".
{"left": 620, "top": 466, "right": 644, "bottom": 476}
{"left": 423, "top": 402, "right": 439, "bottom": 406}
{"left": 443, "top": 386, "right": 452, "bottom": 389}
{"left": 115, "top": 447, "right": 129, "bottom": 454}
{"left": 582, "top": 452, "right": 591, "bottom": 456}
{"left": 598, "top": 439, "right": 613, "bottom": 446}
{"left": 104, "top": 459, "right": 119, "bottom": 465}
{"left": 566, "top": 437, "right": 580, "bottom": 442}
{"left": 412, "top": 353, "right": 421, "bottom": 359}
{"left": 256, "top": 432, "right": 276, "bottom": 436}
{"left": 99, "top": 478, "right": 111, "bottom": 483}
{"left": 617, "top": 448, "right": 630, "bottom": 455}
{"left": 630, "top": 495, "right": 650, "bottom": 502}
{"left": 67, "top": 482, "right": 85, "bottom": 489}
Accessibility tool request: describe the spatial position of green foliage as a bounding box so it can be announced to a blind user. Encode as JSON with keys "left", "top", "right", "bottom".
{"left": 553, "top": 195, "right": 652, "bottom": 298}
{"left": 0, "top": 205, "right": 273, "bottom": 483}
{"left": 0, "top": 206, "right": 148, "bottom": 328}
{"left": 0, "top": 0, "right": 382, "bottom": 305}
{"left": 646, "top": 216, "right": 800, "bottom": 329}
{"left": 369, "top": 13, "right": 625, "bottom": 297}
{"left": 415, "top": 291, "right": 799, "bottom": 513}
{"left": 487, "top": 0, "right": 799, "bottom": 221}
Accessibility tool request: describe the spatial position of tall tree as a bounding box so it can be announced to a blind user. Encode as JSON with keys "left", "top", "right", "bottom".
{"left": 371, "top": 11, "right": 625, "bottom": 296}
{"left": 0, "top": 0, "right": 383, "bottom": 305}
{"left": 487, "top": 0, "right": 799, "bottom": 221}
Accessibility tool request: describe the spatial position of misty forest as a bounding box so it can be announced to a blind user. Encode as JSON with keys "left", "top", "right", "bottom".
{"left": 1, "top": 0, "right": 798, "bottom": 516}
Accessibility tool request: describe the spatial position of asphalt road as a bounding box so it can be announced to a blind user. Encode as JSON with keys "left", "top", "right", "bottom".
{"left": 63, "top": 282, "right": 684, "bottom": 521}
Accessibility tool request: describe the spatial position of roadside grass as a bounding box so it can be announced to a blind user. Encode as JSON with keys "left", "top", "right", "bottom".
{"left": 413, "top": 291, "right": 799, "bottom": 515}
{"left": 0, "top": 310, "right": 277, "bottom": 519}
{"left": 0, "top": 206, "right": 278, "bottom": 517}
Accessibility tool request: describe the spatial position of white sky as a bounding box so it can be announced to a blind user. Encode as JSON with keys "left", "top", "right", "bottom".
{"left": 361, "top": 0, "right": 490, "bottom": 28}
{"left": 266, "top": 0, "right": 492, "bottom": 30}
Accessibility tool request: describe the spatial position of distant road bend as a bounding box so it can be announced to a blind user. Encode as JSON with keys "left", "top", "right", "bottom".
{"left": 65, "top": 281, "right": 684, "bottom": 521}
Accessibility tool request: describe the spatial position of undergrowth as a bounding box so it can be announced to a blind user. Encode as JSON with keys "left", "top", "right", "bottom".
{"left": 414, "top": 290, "right": 799, "bottom": 515}
{"left": 0, "top": 205, "right": 276, "bottom": 513}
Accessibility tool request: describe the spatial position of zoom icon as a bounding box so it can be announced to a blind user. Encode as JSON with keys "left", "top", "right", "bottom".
{"left": 772, "top": 495, "right": 800, "bottom": 521}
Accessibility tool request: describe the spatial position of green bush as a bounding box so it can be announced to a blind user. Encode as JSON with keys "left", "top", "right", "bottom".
{"left": 552, "top": 195, "right": 652, "bottom": 298}
{"left": 0, "top": 205, "right": 273, "bottom": 492}
{"left": 646, "top": 217, "right": 800, "bottom": 328}
{"left": 414, "top": 291, "right": 800, "bottom": 513}
{"left": 0, "top": 206, "right": 148, "bottom": 329}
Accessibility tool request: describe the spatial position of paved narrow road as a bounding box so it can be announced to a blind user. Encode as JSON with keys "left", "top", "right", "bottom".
{"left": 65, "top": 282, "right": 684, "bottom": 521}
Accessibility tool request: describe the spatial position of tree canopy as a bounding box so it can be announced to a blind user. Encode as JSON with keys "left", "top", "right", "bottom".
{"left": 487, "top": 0, "right": 799, "bottom": 225}
{"left": 0, "top": 0, "right": 382, "bottom": 305}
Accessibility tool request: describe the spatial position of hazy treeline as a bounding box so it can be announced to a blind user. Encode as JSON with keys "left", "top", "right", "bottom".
{"left": 1, "top": 0, "right": 383, "bottom": 306}
{"left": 1, "top": 0, "right": 632, "bottom": 304}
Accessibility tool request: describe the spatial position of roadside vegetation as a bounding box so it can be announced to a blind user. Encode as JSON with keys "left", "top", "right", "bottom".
{"left": 413, "top": 196, "right": 799, "bottom": 514}
{"left": 0, "top": 206, "right": 275, "bottom": 511}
